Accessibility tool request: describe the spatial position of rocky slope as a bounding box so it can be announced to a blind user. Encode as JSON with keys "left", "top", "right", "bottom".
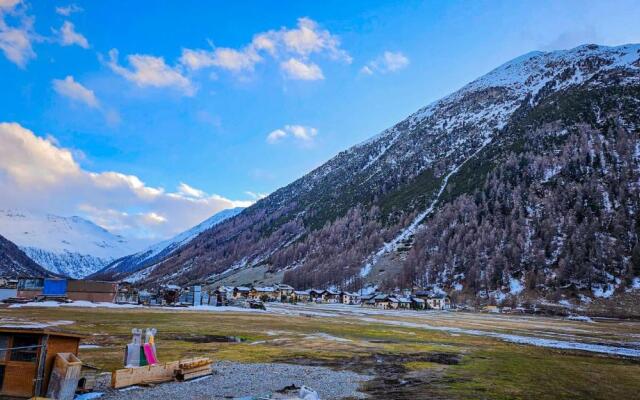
{"left": 90, "top": 207, "right": 244, "bottom": 282}
{"left": 0, "top": 209, "right": 139, "bottom": 278}
{"left": 108, "top": 44, "right": 640, "bottom": 303}
{"left": 0, "top": 233, "right": 52, "bottom": 278}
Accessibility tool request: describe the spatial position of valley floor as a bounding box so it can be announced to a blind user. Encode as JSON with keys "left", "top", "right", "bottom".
{"left": 3, "top": 303, "right": 640, "bottom": 399}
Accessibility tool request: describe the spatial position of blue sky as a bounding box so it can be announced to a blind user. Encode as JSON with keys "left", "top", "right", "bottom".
{"left": 1, "top": 0, "right": 640, "bottom": 243}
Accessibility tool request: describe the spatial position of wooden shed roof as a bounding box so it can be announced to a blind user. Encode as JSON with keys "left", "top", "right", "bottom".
{"left": 0, "top": 325, "right": 85, "bottom": 338}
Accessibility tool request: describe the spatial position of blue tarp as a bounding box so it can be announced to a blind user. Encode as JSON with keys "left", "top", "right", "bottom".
{"left": 43, "top": 279, "right": 67, "bottom": 296}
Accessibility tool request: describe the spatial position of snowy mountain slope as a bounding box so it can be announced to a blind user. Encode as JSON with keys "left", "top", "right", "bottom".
{"left": 91, "top": 207, "right": 244, "bottom": 281}
{"left": 0, "top": 210, "right": 139, "bottom": 278}
{"left": 122, "top": 44, "right": 640, "bottom": 295}
{"left": 0, "top": 233, "right": 53, "bottom": 278}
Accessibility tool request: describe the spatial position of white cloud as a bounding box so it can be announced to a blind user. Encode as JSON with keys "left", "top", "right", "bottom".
{"left": 179, "top": 17, "right": 349, "bottom": 80}
{"left": 0, "top": 1, "right": 36, "bottom": 68}
{"left": 266, "top": 128, "right": 287, "bottom": 144}
{"left": 107, "top": 48, "right": 195, "bottom": 96}
{"left": 362, "top": 51, "right": 409, "bottom": 75}
{"left": 287, "top": 124, "right": 317, "bottom": 141}
{"left": 180, "top": 46, "right": 261, "bottom": 72}
{"left": 359, "top": 65, "right": 373, "bottom": 75}
{"left": 58, "top": 20, "right": 89, "bottom": 48}
{"left": 279, "top": 17, "right": 351, "bottom": 62}
{"left": 52, "top": 75, "right": 99, "bottom": 108}
{"left": 177, "top": 182, "right": 206, "bottom": 199}
{"left": 280, "top": 58, "right": 324, "bottom": 80}
{"left": 0, "top": 122, "right": 253, "bottom": 239}
{"left": 266, "top": 124, "right": 317, "bottom": 145}
{"left": 55, "top": 4, "right": 83, "bottom": 16}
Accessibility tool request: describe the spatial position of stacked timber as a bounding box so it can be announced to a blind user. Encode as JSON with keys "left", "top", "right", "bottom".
{"left": 175, "top": 358, "right": 212, "bottom": 381}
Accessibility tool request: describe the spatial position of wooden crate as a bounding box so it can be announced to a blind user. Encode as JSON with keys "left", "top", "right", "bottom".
{"left": 45, "top": 353, "right": 82, "bottom": 400}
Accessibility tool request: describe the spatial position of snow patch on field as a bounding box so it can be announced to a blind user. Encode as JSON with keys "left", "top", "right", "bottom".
{"left": 305, "top": 333, "right": 352, "bottom": 342}
{"left": 357, "top": 317, "right": 640, "bottom": 357}
{"left": 566, "top": 315, "right": 594, "bottom": 323}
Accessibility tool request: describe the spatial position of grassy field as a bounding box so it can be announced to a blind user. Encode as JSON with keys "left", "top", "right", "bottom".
{"left": 2, "top": 304, "right": 639, "bottom": 399}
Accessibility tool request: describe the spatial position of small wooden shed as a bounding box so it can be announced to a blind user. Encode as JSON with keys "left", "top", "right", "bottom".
{"left": 0, "top": 326, "right": 84, "bottom": 398}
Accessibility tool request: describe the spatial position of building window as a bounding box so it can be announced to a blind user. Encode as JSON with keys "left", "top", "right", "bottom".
{"left": 10, "top": 335, "right": 39, "bottom": 362}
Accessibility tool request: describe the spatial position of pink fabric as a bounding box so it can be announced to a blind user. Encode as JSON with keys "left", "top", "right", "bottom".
{"left": 143, "top": 343, "right": 158, "bottom": 364}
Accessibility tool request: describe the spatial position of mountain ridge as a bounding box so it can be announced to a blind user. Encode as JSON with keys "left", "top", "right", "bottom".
{"left": 100, "top": 43, "right": 640, "bottom": 305}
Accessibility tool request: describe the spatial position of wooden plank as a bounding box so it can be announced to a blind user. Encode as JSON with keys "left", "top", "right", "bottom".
{"left": 34, "top": 334, "right": 48, "bottom": 397}
{"left": 111, "top": 361, "right": 179, "bottom": 389}
{"left": 178, "top": 357, "right": 210, "bottom": 369}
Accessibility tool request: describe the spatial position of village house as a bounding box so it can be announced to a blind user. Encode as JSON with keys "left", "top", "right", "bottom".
{"left": 414, "top": 290, "right": 451, "bottom": 310}
{"left": 115, "top": 282, "right": 139, "bottom": 304}
{"left": 309, "top": 289, "right": 326, "bottom": 303}
{"left": 388, "top": 296, "right": 400, "bottom": 309}
{"left": 232, "top": 286, "right": 251, "bottom": 299}
{"left": 275, "top": 284, "right": 295, "bottom": 301}
{"left": 340, "top": 291, "right": 359, "bottom": 305}
{"left": 395, "top": 296, "right": 412, "bottom": 309}
{"left": 0, "top": 278, "right": 18, "bottom": 301}
{"left": 293, "top": 290, "right": 311, "bottom": 303}
{"left": 359, "top": 294, "right": 376, "bottom": 308}
{"left": 0, "top": 278, "right": 17, "bottom": 288}
{"left": 411, "top": 296, "right": 426, "bottom": 310}
{"left": 324, "top": 289, "right": 341, "bottom": 303}
{"left": 373, "top": 294, "right": 393, "bottom": 309}
{"left": 249, "top": 286, "right": 280, "bottom": 301}
{"left": 178, "top": 285, "right": 212, "bottom": 306}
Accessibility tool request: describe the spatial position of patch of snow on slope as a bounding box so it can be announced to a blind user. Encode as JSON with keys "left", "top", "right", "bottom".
{"left": 592, "top": 283, "right": 615, "bottom": 298}
{"left": 509, "top": 277, "right": 524, "bottom": 295}
{"left": 360, "top": 140, "right": 491, "bottom": 277}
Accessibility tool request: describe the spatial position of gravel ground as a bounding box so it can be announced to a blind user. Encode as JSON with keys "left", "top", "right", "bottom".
{"left": 100, "top": 361, "right": 371, "bottom": 400}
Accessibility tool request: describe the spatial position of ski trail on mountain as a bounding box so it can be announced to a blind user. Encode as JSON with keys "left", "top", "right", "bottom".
{"left": 360, "top": 140, "right": 491, "bottom": 277}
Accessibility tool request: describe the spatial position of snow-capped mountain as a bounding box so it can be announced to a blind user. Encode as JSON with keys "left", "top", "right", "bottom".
{"left": 103, "top": 44, "right": 640, "bottom": 304}
{"left": 0, "top": 209, "right": 139, "bottom": 278}
{"left": 0, "top": 233, "right": 53, "bottom": 278}
{"left": 90, "top": 207, "right": 244, "bottom": 281}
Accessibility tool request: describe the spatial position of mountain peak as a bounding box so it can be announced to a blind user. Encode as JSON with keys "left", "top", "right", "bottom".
{"left": 0, "top": 209, "right": 139, "bottom": 278}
